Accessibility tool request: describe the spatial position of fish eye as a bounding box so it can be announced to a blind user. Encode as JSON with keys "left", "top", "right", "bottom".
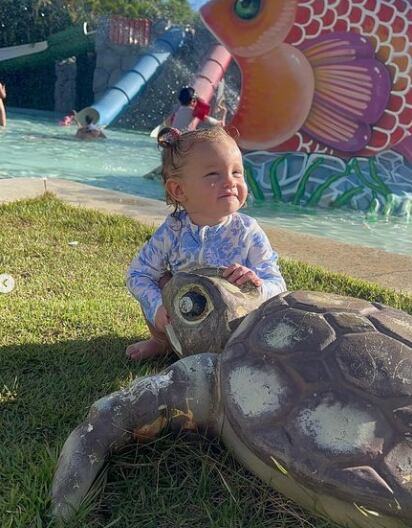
{"left": 234, "top": 0, "right": 261, "bottom": 20}
{"left": 178, "top": 289, "right": 208, "bottom": 321}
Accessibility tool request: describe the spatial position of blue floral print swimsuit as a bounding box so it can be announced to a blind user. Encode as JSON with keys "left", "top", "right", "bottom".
{"left": 127, "top": 210, "right": 287, "bottom": 324}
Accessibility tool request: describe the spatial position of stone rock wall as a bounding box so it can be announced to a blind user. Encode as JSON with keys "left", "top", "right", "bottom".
{"left": 54, "top": 57, "right": 77, "bottom": 113}
{"left": 93, "top": 17, "right": 144, "bottom": 102}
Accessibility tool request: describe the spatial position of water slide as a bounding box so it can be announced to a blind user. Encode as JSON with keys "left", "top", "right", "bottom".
{"left": 0, "top": 25, "right": 95, "bottom": 73}
{"left": 188, "top": 42, "right": 232, "bottom": 129}
{"left": 75, "top": 27, "right": 187, "bottom": 127}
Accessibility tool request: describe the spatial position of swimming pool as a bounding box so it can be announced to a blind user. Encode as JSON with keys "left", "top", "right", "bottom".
{"left": 1, "top": 109, "right": 411, "bottom": 256}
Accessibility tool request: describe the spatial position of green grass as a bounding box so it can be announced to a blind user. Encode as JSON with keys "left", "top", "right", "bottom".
{"left": 1, "top": 194, "right": 410, "bottom": 528}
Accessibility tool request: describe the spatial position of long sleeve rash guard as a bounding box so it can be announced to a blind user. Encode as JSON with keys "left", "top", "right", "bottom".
{"left": 127, "top": 211, "right": 287, "bottom": 325}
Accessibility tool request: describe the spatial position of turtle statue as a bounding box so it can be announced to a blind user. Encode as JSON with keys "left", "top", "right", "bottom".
{"left": 51, "top": 268, "right": 412, "bottom": 528}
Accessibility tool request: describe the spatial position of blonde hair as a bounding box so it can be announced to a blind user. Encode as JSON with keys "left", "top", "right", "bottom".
{"left": 157, "top": 126, "right": 240, "bottom": 213}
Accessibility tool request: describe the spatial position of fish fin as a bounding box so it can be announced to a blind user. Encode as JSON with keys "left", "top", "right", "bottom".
{"left": 302, "top": 99, "right": 372, "bottom": 152}
{"left": 300, "top": 32, "right": 391, "bottom": 152}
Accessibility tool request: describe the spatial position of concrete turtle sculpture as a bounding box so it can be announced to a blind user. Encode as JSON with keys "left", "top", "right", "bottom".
{"left": 52, "top": 268, "right": 412, "bottom": 528}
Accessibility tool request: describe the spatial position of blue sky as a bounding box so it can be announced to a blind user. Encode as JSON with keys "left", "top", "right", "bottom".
{"left": 188, "top": 0, "right": 208, "bottom": 10}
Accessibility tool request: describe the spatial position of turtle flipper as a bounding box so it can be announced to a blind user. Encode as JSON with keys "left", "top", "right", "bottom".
{"left": 51, "top": 353, "right": 220, "bottom": 520}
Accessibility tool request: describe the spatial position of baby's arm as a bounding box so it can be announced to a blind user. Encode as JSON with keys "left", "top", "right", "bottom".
{"left": 127, "top": 223, "right": 172, "bottom": 325}
{"left": 245, "top": 224, "right": 287, "bottom": 299}
{"left": 0, "top": 83, "right": 6, "bottom": 100}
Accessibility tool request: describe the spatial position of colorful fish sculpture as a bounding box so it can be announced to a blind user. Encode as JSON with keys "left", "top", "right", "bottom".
{"left": 200, "top": 0, "right": 412, "bottom": 161}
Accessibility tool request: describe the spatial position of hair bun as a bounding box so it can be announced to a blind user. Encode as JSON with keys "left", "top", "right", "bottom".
{"left": 157, "top": 127, "right": 182, "bottom": 148}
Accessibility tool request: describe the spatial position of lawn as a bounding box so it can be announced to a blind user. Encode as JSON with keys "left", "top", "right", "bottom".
{"left": 1, "top": 194, "right": 411, "bottom": 528}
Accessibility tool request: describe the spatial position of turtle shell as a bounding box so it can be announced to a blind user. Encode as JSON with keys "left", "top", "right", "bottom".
{"left": 221, "top": 291, "right": 412, "bottom": 521}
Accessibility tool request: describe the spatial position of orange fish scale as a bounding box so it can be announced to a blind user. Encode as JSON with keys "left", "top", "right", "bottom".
{"left": 391, "top": 36, "right": 409, "bottom": 55}
{"left": 285, "top": 25, "right": 304, "bottom": 46}
{"left": 375, "top": 44, "right": 392, "bottom": 64}
{"left": 377, "top": 111, "right": 398, "bottom": 133}
{"left": 349, "top": 6, "right": 364, "bottom": 24}
{"left": 305, "top": 18, "right": 322, "bottom": 37}
{"left": 389, "top": 127, "right": 406, "bottom": 145}
{"left": 393, "top": 0, "right": 409, "bottom": 13}
{"left": 295, "top": 6, "right": 313, "bottom": 25}
{"left": 367, "top": 129, "right": 390, "bottom": 150}
{"left": 366, "top": 34, "right": 379, "bottom": 50}
{"left": 312, "top": 0, "right": 327, "bottom": 17}
{"left": 333, "top": 19, "right": 350, "bottom": 33}
{"left": 361, "top": 13, "right": 378, "bottom": 35}
{"left": 399, "top": 107, "right": 412, "bottom": 127}
{"left": 392, "top": 16, "right": 407, "bottom": 35}
{"left": 393, "top": 75, "right": 410, "bottom": 93}
{"left": 377, "top": 3, "right": 397, "bottom": 24}
{"left": 336, "top": 0, "right": 351, "bottom": 17}
{"left": 321, "top": 9, "right": 337, "bottom": 30}
{"left": 393, "top": 54, "right": 410, "bottom": 74}
{"left": 364, "top": 0, "right": 378, "bottom": 12}
{"left": 375, "top": 24, "right": 390, "bottom": 45}
{"left": 387, "top": 94, "right": 404, "bottom": 113}
{"left": 387, "top": 63, "right": 399, "bottom": 84}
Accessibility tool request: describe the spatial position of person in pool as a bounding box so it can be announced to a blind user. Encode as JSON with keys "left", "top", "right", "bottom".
{"left": 169, "top": 86, "right": 225, "bottom": 131}
{"left": 0, "top": 82, "right": 7, "bottom": 128}
{"left": 126, "top": 126, "right": 286, "bottom": 360}
{"left": 75, "top": 114, "right": 106, "bottom": 140}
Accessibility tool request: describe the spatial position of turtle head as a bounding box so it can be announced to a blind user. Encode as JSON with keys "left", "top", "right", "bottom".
{"left": 162, "top": 267, "right": 264, "bottom": 357}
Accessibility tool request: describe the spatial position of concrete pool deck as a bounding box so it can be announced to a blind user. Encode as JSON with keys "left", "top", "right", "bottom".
{"left": 1, "top": 177, "right": 411, "bottom": 295}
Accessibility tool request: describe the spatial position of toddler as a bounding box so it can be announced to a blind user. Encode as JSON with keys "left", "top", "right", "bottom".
{"left": 126, "top": 126, "right": 287, "bottom": 360}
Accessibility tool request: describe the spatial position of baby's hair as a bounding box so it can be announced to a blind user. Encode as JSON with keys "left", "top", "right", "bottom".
{"left": 157, "top": 126, "right": 240, "bottom": 213}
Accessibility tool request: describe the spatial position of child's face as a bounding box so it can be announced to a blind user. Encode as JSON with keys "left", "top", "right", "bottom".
{"left": 169, "top": 136, "right": 248, "bottom": 226}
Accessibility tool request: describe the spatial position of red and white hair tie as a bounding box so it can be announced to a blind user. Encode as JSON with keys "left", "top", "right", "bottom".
{"left": 158, "top": 127, "right": 182, "bottom": 147}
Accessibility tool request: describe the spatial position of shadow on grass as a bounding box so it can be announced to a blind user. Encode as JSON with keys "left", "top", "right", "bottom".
{"left": 1, "top": 337, "right": 334, "bottom": 528}
{"left": 1, "top": 335, "right": 174, "bottom": 440}
{"left": 0, "top": 335, "right": 173, "bottom": 527}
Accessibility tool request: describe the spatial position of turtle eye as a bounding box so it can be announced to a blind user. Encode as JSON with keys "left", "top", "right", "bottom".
{"left": 178, "top": 290, "right": 208, "bottom": 321}
{"left": 234, "top": 0, "right": 261, "bottom": 20}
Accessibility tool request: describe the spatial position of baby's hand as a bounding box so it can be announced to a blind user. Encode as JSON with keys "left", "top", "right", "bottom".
{"left": 154, "top": 304, "right": 170, "bottom": 333}
{"left": 222, "top": 264, "right": 263, "bottom": 288}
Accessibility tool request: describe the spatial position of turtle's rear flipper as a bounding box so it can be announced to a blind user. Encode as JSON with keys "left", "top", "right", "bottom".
{"left": 51, "top": 353, "right": 220, "bottom": 520}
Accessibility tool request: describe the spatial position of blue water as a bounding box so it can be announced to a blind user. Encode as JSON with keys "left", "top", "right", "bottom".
{"left": 1, "top": 109, "right": 411, "bottom": 256}
{"left": 1, "top": 109, "right": 162, "bottom": 199}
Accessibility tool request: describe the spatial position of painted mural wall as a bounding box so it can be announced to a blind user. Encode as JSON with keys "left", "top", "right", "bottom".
{"left": 200, "top": 0, "right": 412, "bottom": 216}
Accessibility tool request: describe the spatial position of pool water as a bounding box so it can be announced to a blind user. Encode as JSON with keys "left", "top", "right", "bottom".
{"left": 1, "top": 109, "right": 162, "bottom": 199}
{"left": 252, "top": 201, "right": 411, "bottom": 256}
{"left": 1, "top": 109, "right": 411, "bottom": 256}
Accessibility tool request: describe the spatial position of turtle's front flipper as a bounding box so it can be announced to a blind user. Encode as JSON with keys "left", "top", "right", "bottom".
{"left": 51, "top": 353, "right": 220, "bottom": 520}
